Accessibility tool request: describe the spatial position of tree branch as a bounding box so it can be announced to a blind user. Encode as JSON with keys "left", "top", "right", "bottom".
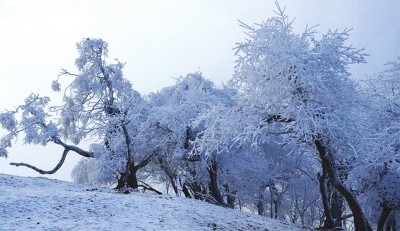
{"left": 265, "top": 114, "right": 295, "bottom": 124}
{"left": 53, "top": 137, "right": 93, "bottom": 157}
{"left": 10, "top": 148, "right": 70, "bottom": 174}
{"left": 136, "top": 153, "right": 154, "bottom": 170}
{"left": 138, "top": 180, "right": 162, "bottom": 195}
{"left": 59, "top": 69, "right": 78, "bottom": 77}
{"left": 9, "top": 138, "right": 93, "bottom": 174}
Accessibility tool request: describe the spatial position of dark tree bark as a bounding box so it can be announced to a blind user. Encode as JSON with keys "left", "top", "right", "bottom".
{"left": 223, "top": 184, "right": 236, "bottom": 209}
{"left": 117, "top": 163, "right": 138, "bottom": 189}
{"left": 116, "top": 124, "right": 138, "bottom": 189}
{"left": 330, "top": 184, "right": 344, "bottom": 227}
{"left": 165, "top": 171, "right": 178, "bottom": 195}
{"left": 190, "top": 182, "right": 207, "bottom": 200}
{"left": 385, "top": 213, "right": 396, "bottom": 231}
{"left": 314, "top": 140, "right": 372, "bottom": 231}
{"left": 116, "top": 150, "right": 153, "bottom": 190}
{"left": 257, "top": 197, "right": 265, "bottom": 216}
{"left": 318, "top": 166, "right": 334, "bottom": 229}
{"left": 378, "top": 206, "right": 393, "bottom": 231}
{"left": 207, "top": 161, "right": 225, "bottom": 205}
{"left": 268, "top": 183, "right": 279, "bottom": 219}
{"left": 185, "top": 164, "right": 207, "bottom": 200}
{"left": 256, "top": 187, "right": 265, "bottom": 216}
{"left": 227, "top": 194, "right": 236, "bottom": 209}
{"left": 182, "top": 183, "right": 192, "bottom": 198}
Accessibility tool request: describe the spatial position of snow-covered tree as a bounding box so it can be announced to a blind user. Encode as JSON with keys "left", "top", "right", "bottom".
{"left": 0, "top": 38, "right": 149, "bottom": 189}
{"left": 0, "top": 93, "right": 92, "bottom": 167}
{"left": 195, "top": 2, "right": 370, "bottom": 230}
{"left": 194, "top": 102, "right": 324, "bottom": 224}
{"left": 140, "top": 72, "right": 236, "bottom": 202}
{"left": 351, "top": 57, "right": 400, "bottom": 230}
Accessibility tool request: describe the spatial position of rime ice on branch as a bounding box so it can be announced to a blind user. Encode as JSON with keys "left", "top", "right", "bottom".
{"left": 0, "top": 38, "right": 146, "bottom": 189}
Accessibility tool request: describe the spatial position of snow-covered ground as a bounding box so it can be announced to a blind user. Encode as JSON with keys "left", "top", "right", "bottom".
{"left": 0, "top": 174, "right": 306, "bottom": 231}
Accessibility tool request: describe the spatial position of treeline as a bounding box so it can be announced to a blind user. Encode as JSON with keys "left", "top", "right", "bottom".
{"left": 1, "top": 3, "right": 399, "bottom": 231}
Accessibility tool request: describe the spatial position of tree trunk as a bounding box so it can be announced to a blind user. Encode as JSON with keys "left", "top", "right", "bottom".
{"left": 378, "top": 206, "right": 392, "bottom": 231}
{"left": 269, "top": 183, "right": 279, "bottom": 219}
{"left": 224, "top": 184, "right": 236, "bottom": 209}
{"left": 330, "top": 186, "right": 344, "bottom": 227}
{"left": 385, "top": 213, "right": 396, "bottom": 231}
{"left": 257, "top": 188, "right": 265, "bottom": 216}
{"left": 207, "top": 161, "right": 225, "bottom": 205}
{"left": 227, "top": 194, "right": 236, "bottom": 209}
{"left": 182, "top": 183, "right": 192, "bottom": 198}
{"left": 187, "top": 181, "right": 206, "bottom": 200}
{"left": 318, "top": 167, "right": 334, "bottom": 229}
{"left": 165, "top": 170, "right": 178, "bottom": 195}
{"left": 314, "top": 140, "right": 372, "bottom": 231}
{"left": 116, "top": 123, "right": 139, "bottom": 189}
{"left": 116, "top": 163, "right": 138, "bottom": 189}
{"left": 270, "top": 191, "right": 273, "bottom": 219}
{"left": 257, "top": 197, "right": 265, "bottom": 216}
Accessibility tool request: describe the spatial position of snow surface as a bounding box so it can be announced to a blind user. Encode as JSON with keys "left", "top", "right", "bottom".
{"left": 0, "top": 174, "right": 306, "bottom": 231}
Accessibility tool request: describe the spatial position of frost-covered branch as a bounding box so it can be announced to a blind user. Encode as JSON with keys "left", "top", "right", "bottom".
{"left": 138, "top": 180, "right": 162, "bottom": 195}
{"left": 10, "top": 148, "right": 70, "bottom": 174}
{"left": 136, "top": 153, "right": 154, "bottom": 170}
{"left": 8, "top": 136, "right": 93, "bottom": 174}
{"left": 0, "top": 93, "right": 55, "bottom": 157}
{"left": 52, "top": 137, "right": 93, "bottom": 158}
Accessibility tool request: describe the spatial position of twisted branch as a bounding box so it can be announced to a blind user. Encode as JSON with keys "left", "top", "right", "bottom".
{"left": 10, "top": 138, "right": 93, "bottom": 175}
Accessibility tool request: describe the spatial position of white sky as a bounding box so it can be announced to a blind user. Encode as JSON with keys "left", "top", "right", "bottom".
{"left": 1, "top": 0, "right": 399, "bottom": 181}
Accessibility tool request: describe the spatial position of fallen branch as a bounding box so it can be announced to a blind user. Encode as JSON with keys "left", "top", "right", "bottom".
{"left": 193, "top": 192, "right": 231, "bottom": 208}
{"left": 138, "top": 180, "right": 162, "bottom": 195}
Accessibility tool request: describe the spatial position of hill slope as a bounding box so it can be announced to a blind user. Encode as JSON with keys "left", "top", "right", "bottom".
{"left": 0, "top": 174, "right": 303, "bottom": 231}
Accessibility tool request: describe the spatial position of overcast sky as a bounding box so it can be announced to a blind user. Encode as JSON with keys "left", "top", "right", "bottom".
{"left": 1, "top": 0, "right": 399, "bottom": 181}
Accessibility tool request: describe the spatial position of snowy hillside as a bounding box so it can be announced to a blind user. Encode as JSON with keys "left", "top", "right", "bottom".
{"left": 0, "top": 174, "right": 305, "bottom": 231}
